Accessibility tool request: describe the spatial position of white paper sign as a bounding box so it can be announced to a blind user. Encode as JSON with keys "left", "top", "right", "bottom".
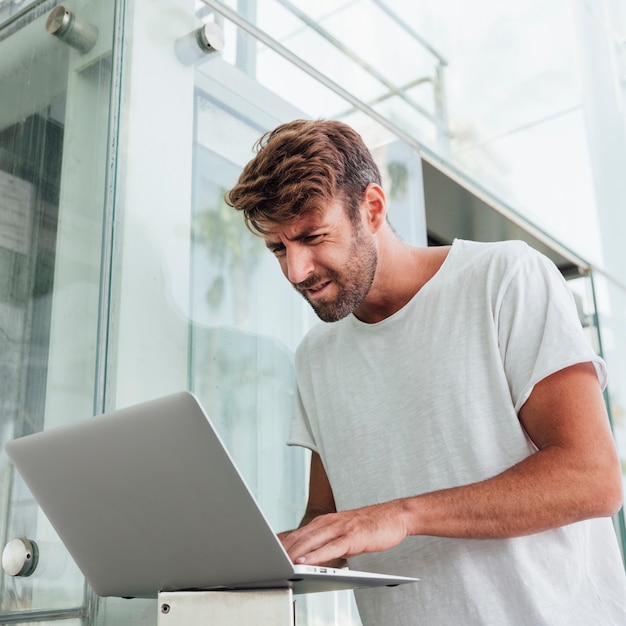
{"left": 0, "top": 170, "right": 33, "bottom": 255}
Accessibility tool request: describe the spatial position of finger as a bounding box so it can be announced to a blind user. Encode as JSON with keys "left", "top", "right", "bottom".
{"left": 285, "top": 521, "right": 351, "bottom": 564}
{"left": 293, "top": 536, "right": 351, "bottom": 566}
{"left": 280, "top": 526, "right": 308, "bottom": 555}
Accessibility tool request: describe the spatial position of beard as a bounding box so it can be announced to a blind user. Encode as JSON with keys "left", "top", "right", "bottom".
{"left": 293, "top": 227, "right": 378, "bottom": 323}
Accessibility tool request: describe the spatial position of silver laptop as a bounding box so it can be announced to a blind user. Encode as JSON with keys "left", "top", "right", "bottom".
{"left": 5, "top": 391, "right": 417, "bottom": 598}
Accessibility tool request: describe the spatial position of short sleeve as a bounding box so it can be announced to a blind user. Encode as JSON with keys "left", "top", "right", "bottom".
{"left": 496, "top": 248, "right": 607, "bottom": 413}
{"left": 287, "top": 382, "right": 319, "bottom": 452}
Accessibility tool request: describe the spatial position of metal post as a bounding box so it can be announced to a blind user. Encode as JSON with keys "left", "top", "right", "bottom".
{"left": 158, "top": 589, "right": 296, "bottom": 625}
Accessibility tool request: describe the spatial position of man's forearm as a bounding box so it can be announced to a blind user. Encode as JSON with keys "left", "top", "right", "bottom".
{"left": 282, "top": 442, "right": 622, "bottom": 566}
{"left": 399, "top": 443, "right": 622, "bottom": 540}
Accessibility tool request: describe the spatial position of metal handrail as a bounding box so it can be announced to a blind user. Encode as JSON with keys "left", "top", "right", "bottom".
{"left": 369, "top": 0, "right": 447, "bottom": 66}
{"left": 274, "top": 0, "right": 446, "bottom": 132}
{"left": 201, "top": 0, "right": 450, "bottom": 142}
{"left": 200, "top": 0, "right": 426, "bottom": 153}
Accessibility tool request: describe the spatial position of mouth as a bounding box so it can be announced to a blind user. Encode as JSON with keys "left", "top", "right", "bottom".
{"left": 300, "top": 280, "right": 331, "bottom": 299}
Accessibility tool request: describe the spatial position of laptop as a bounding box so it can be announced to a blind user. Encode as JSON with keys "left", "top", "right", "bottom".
{"left": 5, "top": 391, "right": 417, "bottom": 598}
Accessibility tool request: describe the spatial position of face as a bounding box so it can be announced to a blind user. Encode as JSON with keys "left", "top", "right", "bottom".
{"left": 263, "top": 200, "right": 378, "bottom": 322}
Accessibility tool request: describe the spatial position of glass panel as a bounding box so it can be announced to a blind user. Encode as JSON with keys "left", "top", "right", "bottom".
{"left": 566, "top": 274, "right": 602, "bottom": 355}
{"left": 230, "top": 0, "right": 622, "bottom": 272}
{"left": 0, "top": 0, "right": 45, "bottom": 29}
{"left": 250, "top": 0, "right": 448, "bottom": 147}
{"left": 0, "top": 0, "right": 114, "bottom": 616}
{"left": 593, "top": 273, "right": 626, "bottom": 552}
{"left": 570, "top": 0, "right": 626, "bottom": 314}
{"left": 382, "top": 0, "right": 605, "bottom": 262}
{"left": 188, "top": 20, "right": 426, "bottom": 626}
{"left": 567, "top": 272, "right": 626, "bottom": 553}
{"left": 105, "top": 4, "right": 426, "bottom": 624}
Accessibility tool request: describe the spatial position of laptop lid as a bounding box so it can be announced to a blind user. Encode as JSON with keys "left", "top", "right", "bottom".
{"left": 5, "top": 391, "right": 416, "bottom": 598}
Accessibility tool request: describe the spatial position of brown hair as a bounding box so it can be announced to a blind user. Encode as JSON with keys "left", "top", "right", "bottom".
{"left": 225, "top": 119, "right": 382, "bottom": 235}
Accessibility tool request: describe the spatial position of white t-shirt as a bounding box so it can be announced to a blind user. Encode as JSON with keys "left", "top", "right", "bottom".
{"left": 289, "top": 239, "right": 626, "bottom": 625}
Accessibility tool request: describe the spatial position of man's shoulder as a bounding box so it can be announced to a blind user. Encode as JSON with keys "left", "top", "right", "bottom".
{"left": 452, "top": 238, "right": 532, "bottom": 259}
{"left": 450, "top": 239, "right": 540, "bottom": 274}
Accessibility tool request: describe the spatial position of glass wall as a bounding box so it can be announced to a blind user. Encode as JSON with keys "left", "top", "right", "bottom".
{"left": 570, "top": 0, "right": 626, "bottom": 514}
{"left": 209, "top": 1, "right": 589, "bottom": 253}
{"left": 97, "top": 0, "right": 427, "bottom": 623}
{"left": 596, "top": 271, "right": 626, "bottom": 543}
{"left": 0, "top": 0, "right": 117, "bottom": 620}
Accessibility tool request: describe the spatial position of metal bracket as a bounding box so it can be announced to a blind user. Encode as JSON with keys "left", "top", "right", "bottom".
{"left": 158, "top": 589, "right": 295, "bottom": 625}
{"left": 46, "top": 6, "right": 98, "bottom": 54}
{"left": 175, "top": 22, "right": 225, "bottom": 66}
{"left": 2, "top": 538, "right": 39, "bottom": 577}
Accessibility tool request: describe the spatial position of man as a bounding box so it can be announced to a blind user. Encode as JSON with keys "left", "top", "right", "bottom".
{"left": 226, "top": 119, "right": 626, "bottom": 624}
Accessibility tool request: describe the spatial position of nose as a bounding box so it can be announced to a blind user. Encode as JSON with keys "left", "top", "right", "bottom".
{"left": 283, "top": 245, "right": 314, "bottom": 285}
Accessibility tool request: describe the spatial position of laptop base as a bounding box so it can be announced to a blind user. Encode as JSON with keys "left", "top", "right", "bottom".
{"left": 158, "top": 589, "right": 294, "bottom": 626}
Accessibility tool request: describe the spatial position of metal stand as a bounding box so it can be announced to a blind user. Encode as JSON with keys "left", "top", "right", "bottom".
{"left": 158, "top": 589, "right": 295, "bottom": 625}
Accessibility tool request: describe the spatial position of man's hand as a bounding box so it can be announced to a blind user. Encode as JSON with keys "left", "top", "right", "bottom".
{"left": 279, "top": 501, "right": 409, "bottom": 566}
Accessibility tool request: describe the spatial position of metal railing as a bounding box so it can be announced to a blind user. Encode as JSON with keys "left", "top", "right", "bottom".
{"left": 273, "top": 0, "right": 450, "bottom": 144}
{"left": 200, "top": 0, "right": 449, "bottom": 153}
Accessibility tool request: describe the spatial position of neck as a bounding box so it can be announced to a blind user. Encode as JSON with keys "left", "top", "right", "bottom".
{"left": 353, "top": 231, "right": 450, "bottom": 324}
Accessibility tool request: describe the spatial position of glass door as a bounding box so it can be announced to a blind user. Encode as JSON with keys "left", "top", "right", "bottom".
{"left": 0, "top": 0, "right": 116, "bottom": 618}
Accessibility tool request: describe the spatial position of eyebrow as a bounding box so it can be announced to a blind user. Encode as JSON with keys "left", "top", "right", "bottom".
{"left": 264, "top": 224, "right": 325, "bottom": 248}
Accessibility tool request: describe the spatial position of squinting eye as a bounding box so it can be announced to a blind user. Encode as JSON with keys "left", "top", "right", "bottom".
{"left": 269, "top": 245, "right": 286, "bottom": 257}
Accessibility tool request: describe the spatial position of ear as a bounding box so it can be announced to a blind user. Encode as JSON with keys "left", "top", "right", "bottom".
{"left": 360, "top": 184, "right": 387, "bottom": 233}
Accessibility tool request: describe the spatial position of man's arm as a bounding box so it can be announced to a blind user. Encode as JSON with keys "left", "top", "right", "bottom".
{"left": 277, "top": 451, "right": 349, "bottom": 566}
{"left": 280, "top": 362, "right": 623, "bottom": 565}
{"left": 278, "top": 451, "right": 337, "bottom": 532}
{"left": 300, "top": 451, "right": 338, "bottom": 525}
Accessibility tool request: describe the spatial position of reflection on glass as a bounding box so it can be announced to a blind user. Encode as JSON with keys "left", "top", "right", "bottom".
{"left": 594, "top": 275, "right": 626, "bottom": 477}
{"left": 568, "top": 271, "right": 626, "bottom": 555}
{"left": 189, "top": 88, "right": 308, "bottom": 535}
{"left": 186, "top": 13, "right": 426, "bottom": 621}
{"left": 0, "top": 0, "right": 113, "bottom": 616}
{"left": 202, "top": 0, "right": 610, "bottom": 269}
{"left": 0, "top": 101, "right": 74, "bottom": 613}
{"left": 0, "top": 0, "right": 39, "bottom": 28}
